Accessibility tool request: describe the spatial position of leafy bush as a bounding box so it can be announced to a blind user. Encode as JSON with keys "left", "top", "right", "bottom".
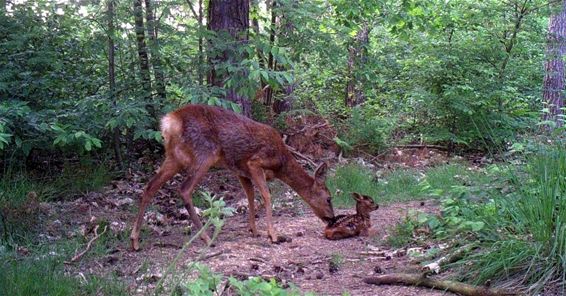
{"left": 338, "top": 108, "right": 393, "bottom": 154}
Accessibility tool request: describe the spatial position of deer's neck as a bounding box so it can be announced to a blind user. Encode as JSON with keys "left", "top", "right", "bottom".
{"left": 278, "top": 156, "right": 314, "bottom": 198}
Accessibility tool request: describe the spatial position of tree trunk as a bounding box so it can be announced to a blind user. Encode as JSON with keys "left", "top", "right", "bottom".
{"left": 145, "top": 0, "right": 166, "bottom": 104}
{"left": 108, "top": 0, "right": 123, "bottom": 169}
{"left": 207, "top": 0, "right": 251, "bottom": 117}
{"left": 251, "top": 0, "right": 268, "bottom": 99}
{"left": 265, "top": 0, "right": 277, "bottom": 106}
{"left": 133, "top": 0, "right": 155, "bottom": 118}
{"left": 345, "top": 23, "right": 370, "bottom": 107}
{"left": 543, "top": 1, "right": 566, "bottom": 128}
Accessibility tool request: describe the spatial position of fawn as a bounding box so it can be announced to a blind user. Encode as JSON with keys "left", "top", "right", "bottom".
{"left": 324, "top": 193, "right": 379, "bottom": 240}
{"left": 130, "top": 104, "right": 335, "bottom": 250}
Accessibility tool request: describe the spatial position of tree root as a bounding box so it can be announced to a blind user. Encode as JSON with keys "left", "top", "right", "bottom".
{"left": 364, "top": 273, "right": 519, "bottom": 296}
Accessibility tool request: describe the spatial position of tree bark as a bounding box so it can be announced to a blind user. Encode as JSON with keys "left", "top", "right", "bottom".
{"left": 543, "top": 0, "right": 566, "bottom": 128}
{"left": 145, "top": 0, "right": 166, "bottom": 104}
{"left": 207, "top": 0, "right": 251, "bottom": 117}
{"left": 108, "top": 0, "right": 123, "bottom": 169}
{"left": 265, "top": 0, "right": 277, "bottom": 106}
{"left": 345, "top": 23, "right": 370, "bottom": 107}
{"left": 133, "top": 0, "right": 155, "bottom": 118}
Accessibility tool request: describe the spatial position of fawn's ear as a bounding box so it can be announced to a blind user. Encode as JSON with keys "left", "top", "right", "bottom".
{"left": 352, "top": 192, "right": 363, "bottom": 202}
{"left": 362, "top": 194, "right": 374, "bottom": 201}
{"left": 314, "top": 162, "right": 328, "bottom": 182}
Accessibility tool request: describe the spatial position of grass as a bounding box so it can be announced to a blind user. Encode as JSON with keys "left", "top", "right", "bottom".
{"left": 374, "top": 144, "right": 566, "bottom": 294}
{"left": 326, "top": 162, "right": 483, "bottom": 208}
{"left": 0, "top": 161, "right": 113, "bottom": 245}
{"left": 457, "top": 145, "right": 566, "bottom": 293}
{"left": 0, "top": 241, "right": 128, "bottom": 296}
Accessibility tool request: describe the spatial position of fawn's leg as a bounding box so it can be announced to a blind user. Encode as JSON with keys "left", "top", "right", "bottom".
{"left": 179, "top": 155, "right": 219, "bottom": 245}
{"left": 238, "top": 176, "right": 259, "bottom": 237}
{"left": 131, "top": 158, "right": 181, "bottom": 251}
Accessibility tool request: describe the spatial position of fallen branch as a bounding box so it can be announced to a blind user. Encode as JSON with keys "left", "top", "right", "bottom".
{"left": 364, "top": 273, "right": 519, "bottom": 296}
{"left": 423, "top": 244, "right": 476, "bottom": 274}
{"left": 65, "top": 225, "right": 107, "bottom": 264}
{"left": 287, "top": 122, "right": 328, "bottom": 136}
{"left": 395, "top": 144, "right": 448, "bottom": 151}
{"left": 198, "top": 250, "right": 224, "bottom": 261}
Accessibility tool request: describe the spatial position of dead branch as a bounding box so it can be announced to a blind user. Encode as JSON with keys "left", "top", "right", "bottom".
{"left": 65, "top": 225, "right": 107, "bottom": 264}
{"left": 287, "top": 122, "right": 328, "bottom": 136}
{"left": 396, "top": 144, "right": 448, "bottom": 151}
{"left": 198, "top": 250, "right": 224, "bottom": 261}
{"left": 423, "top": 244, "right": 476, "bottom": 274}
{"left": 364, "top": 273, "right": 519, "bottom": 296}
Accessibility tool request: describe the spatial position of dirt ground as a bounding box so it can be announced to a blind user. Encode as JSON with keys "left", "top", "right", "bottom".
{"left": 43, "top": 165, "right": 457, "bottom": 296}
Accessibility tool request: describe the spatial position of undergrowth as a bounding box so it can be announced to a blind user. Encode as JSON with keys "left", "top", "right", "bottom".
{"left": 0, "top": 161, "right": 113, "bottom": 246}
{"left": 382, "top": 143, "right": 566, "bottom": 294}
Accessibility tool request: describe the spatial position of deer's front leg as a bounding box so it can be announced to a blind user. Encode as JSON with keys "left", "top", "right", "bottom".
{"left": 238, "top": 176, "right": 259, "bottom": 237}
{"left": 248, "top": 165, "right": 280, "bottom": 243}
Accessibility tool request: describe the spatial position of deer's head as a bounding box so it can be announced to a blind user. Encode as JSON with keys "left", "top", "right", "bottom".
{"left": 352, "top": 192, "right": 379, "bottom": 217}
{"left": 304, "top": 163, "right": 335, "bottom": 223}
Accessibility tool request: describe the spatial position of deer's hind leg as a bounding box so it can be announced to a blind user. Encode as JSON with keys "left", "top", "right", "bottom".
{"left": 178, "top": 149, "right": 221, "bottom": 245}
{"left": 131, "top": 157, "right": 181, "bottom": 251}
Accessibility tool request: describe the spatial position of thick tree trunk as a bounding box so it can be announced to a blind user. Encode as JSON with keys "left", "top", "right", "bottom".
{"left": 144, "top": 0, "right": 166, "bottom": 104}
{"left": 207, "top": 0, "right": 251, "bottom": 117}
{"left": 108, "top": 0, "right": 123, "bottom": 169}
{"left": 543, "top": 1, "right": 566, "bottom": 128}
{"left": 345, "top": 23, "right": 370, "bottom": 107}
{"left": 133, "top": 0, "right": 155, "bottom": 118}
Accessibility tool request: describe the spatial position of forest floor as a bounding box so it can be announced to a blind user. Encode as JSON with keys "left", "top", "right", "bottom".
{"left": 46, "top": 171, "right": 453, "bottom": 296}
{"left": 36, "top": 145, "right": 464, "bottom": 296}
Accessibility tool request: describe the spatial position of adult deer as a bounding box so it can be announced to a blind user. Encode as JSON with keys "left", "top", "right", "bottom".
{"left": 130, "top": 104, "right": 335, "bottom": 250}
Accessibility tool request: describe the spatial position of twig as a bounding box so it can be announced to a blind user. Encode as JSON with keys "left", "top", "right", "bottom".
{"left": 395, "top": 144, "right": 448, "bottom": 151}
{"left": 364, "top": 273, "right": 519, "bottom": 296}
{"left": 198, "top": 250, "right": 224, "bottom": 261}
{"left": 287, "top": 122, "right": 328, "bottom": 136}
{"left": 286, "top": 145, "right": 318, "bottom": 168}
{"left": 64, "top": 225, "right": 107, "bottom": 264}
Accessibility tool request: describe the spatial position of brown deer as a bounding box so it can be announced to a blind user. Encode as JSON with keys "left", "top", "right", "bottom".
{"left": 130, "top": 104, "right": 335, "bottom": 250}
{"left": 324, "top": 193, "right": 378, "bottom": 240}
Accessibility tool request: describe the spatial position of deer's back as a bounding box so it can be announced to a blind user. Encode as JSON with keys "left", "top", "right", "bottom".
{"left": 170, "top": 105, "right": 288, "bottom": 173}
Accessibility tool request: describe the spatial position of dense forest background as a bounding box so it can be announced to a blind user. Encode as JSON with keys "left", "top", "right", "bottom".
{"left": 0, "top": 0, "right": 565, "bottom": 295}
{"left": 1, "top": 0, "right": 563, "bottom": 166}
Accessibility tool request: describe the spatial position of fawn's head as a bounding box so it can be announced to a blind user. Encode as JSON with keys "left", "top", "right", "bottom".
{"left": 304, "top": 163, "right": 335, "bottom": 223}
{"left": 352, "top": 192, "right": 379, "bottom": 216}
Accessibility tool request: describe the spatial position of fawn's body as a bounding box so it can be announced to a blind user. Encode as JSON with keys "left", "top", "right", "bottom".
{"left": 324, "top": 193, "right": 378, "bottom": 240}
{"left": 130, "top": 104, "right": 335, "bottom": 250}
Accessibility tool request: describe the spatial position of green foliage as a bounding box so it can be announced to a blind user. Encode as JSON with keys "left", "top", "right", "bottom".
{"left": 337, "top": 108, "right": 393, "bottom": 154}
{"left": 228, "top": 276, "right": 300, "bottom": 296}
{"left": 326, "top": 164, "right": 379, "bottom": 207}
{"left": 386, "top": 216, "right": 417, "bottom": 248}
{"left": 0, "top": 246, "right": 128, "bottom": 296}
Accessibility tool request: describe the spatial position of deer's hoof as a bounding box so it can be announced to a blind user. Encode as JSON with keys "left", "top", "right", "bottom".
{"left": 269, "top": 235, "right": 289, "bottom": 244}
{"left": 248, "top": 228, "right": 260, "bottom": 237}
{"left": 131, "top": 238, "right": 141, "bottom": 252}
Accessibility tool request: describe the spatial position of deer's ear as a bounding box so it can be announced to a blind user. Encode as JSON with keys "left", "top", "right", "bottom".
{"left": 352, "top": 192, "right": 363, "bottom": 201}
{"left": 314, "top": 162, "right": 328, "bottom": 181}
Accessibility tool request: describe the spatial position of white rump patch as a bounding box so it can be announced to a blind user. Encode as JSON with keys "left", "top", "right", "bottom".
{"left": 160, "top": 114, "right": 182, "bottom": 142}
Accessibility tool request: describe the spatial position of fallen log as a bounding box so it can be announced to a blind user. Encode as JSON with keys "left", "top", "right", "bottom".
{"left": 363, "top": 273, "right": 519, "bottom": 296}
